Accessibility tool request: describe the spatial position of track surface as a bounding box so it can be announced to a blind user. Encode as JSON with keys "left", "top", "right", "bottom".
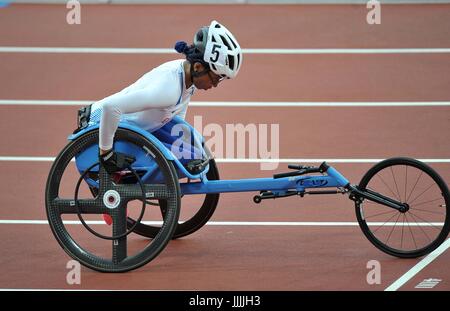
{"left": 0, "top": 3, "right": 449, "bottom": 290}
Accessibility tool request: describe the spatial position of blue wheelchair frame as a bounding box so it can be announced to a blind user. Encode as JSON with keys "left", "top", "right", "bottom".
{"left": 69, "top": 118, "right": 406, "bottom": 211}
{"left": 180, "top": 166, "right": 349, "bottom": 195}
{"left": 68, "top": 118, "right": 349, "bottom": 193}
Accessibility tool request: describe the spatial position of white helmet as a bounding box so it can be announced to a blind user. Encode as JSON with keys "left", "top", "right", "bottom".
{"left": 194, "top": 20, "right": 243, "bottom": 79}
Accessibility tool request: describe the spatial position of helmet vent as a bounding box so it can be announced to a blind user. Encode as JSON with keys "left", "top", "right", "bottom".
{"left": 228, "top": 55, "right": 234, "bottom": 70}
{"left": 220, "top": 35, "right": 232, "bottom": 50}
{"left": 226, "top": 33, "right": 238, "bottom": 49}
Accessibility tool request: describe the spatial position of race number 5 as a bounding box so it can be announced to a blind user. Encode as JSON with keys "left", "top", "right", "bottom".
{"left": 204, "top": 41, "right": 227, "bottom": 66}
{"left": 210, "top": 44, "right": 221, "bottom": 63}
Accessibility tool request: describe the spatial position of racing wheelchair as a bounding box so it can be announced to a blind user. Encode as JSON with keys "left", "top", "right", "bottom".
{"left": 45, "top": 116, "right": 450, "bottom": 272}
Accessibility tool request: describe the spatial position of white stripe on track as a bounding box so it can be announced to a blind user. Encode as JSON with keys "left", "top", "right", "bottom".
{"left": 0, "top": 156, "right": 57, "bottom": 162}
{"left": 1, "top": 47, "right": 450, "bottom": 54}
{"left": 0, "top": 289, "right": 174, "bottom": 291}
{"left": 384, "top": 238, "right": 450, "bottom": 291}
{"left": 245, "top": 48, "right": 450, "bottom": 54}
{"left": 0, "top": 220, "right": 444, "bottom": 226}
{"left": 0, "top": 156, "right": 449, "bottom": 164}
{"left": 215, "top": 158, "right": 450, "bottom": 164}
{"left": 189, "top": 101, "right": 450, "bottom": 107}
{"left": 0, "top": 100, "right": 90, "bottom": 106}
{"left": 1, "top": 100, "right": 450, "bottom": 107}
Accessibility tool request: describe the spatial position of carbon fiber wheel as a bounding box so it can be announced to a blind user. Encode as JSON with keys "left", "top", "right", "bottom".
{"left": 355, "top": 157, "right": 450, "bottom": 258}
{"left": 45, "top": 129, "right": 181, "bottom": 272}
{"left": 128, "top": 158, "right": 220, "bottom": 239}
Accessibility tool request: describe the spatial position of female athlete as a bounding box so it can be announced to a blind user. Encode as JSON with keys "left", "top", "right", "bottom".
{"left": 81, "top": 20, "right": 243, "bottom": 174}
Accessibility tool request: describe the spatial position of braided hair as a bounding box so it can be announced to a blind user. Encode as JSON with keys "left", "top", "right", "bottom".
{"left": 174, "top": 26, "right": 211, "bottom": 81}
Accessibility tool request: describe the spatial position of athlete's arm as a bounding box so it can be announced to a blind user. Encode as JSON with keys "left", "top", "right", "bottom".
{"left": 99, "top": 77, "right": 179, "bottom": 154}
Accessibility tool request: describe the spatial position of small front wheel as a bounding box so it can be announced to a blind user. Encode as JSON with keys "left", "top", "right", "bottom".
{"left": 355, "top": 157, "right": 450, "bottom": 258}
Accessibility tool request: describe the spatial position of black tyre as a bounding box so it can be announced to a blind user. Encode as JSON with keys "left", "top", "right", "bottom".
{"left": 355, "top": 157, "right": 450, "bottom": 258}
{"left": 127, "top": 159, "right": 220, "bottom": 239}
{"left": 45, "top": 129, "right": 181, "bottom": 272}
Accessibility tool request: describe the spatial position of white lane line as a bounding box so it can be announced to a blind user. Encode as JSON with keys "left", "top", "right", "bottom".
{"left": 0, "top": 156, "right": 449, "bottom": 164}
{"left": 245, "top": 48, "right": 450, "bottom": 54}
{"left": 215, "top": 158, "right": 450, "bottom": 164}
{"left": 0, "top": 47, "right": 175, "bottom": 54}
{"left": 0, "top": 220, "right": 444, "bottom": 226}
{"left": 1, "top": 100, "right": 450, "bottom": 107}
{"left": 1, "top": 47, "right": 450, "bottom": 54}
{"left": 0, "top": 156, "right": 57, "bottom": 162}
{"left": 384, "top": 238, "right": 450, "bottom": 291}
{"left": 0, "top": 289, "right": 176, "bottom": 291}
{"left": 188, "top": 101, "right": 450, "bottom": 107}
{"left": 0, "top": 100, "right": 90, "bottom": 106}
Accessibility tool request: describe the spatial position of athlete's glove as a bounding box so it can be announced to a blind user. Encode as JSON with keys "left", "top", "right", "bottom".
{"left": 99, "top": 149, "right": 136, "bottom": 174}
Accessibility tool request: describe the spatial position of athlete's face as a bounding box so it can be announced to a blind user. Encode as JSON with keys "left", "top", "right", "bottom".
{"left": 192, "top": 63, "right": 224, "bottom": 90}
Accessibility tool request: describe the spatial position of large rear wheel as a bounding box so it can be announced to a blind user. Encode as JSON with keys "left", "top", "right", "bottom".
{"left": 45, "top": 129, "right": 181, "bottom": 272}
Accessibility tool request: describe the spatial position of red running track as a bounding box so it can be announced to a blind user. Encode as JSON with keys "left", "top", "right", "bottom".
{"left": 0, "top": 3, "right": 449, "bottom": 290}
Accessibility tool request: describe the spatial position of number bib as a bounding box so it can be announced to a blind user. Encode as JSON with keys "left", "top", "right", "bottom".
{"left": 204, "top": 41, "right": 228, "bottom": 67}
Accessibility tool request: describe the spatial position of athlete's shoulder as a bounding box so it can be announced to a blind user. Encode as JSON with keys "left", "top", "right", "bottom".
{"left": 152, "top": 59, "right": 185, "bottom": 75}
{"left": 158, "top": 59, "right": 185, "bottom": 69}
{"left": 138, "top": 59, "right": 183, "bottom": 84}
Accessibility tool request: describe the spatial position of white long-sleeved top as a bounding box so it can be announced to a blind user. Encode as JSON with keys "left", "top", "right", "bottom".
{"left": 89, "top": 59, "right": 195, "bottom": 150}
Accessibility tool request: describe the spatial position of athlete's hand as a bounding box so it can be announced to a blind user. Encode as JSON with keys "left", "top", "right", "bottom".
{"left": 99, "top": 149, "right": 136, "bottom": 174}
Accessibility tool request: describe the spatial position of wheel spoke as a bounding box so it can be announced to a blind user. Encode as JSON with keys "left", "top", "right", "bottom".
{"left": 406, "top": 171, "right": 423, "bottom": 203}
{"left": 145, "top": 184, "right": 172, "bottom": 200}
{"left": 98, "top": 166, "right": 113, "bottom": 195}
{"left": 111, "top": 205, "right": 128, "bottom": 264}
{"left": 117, "top": 184, "right": 170, "bottom": 201}
{"left": 405, "top": 213, "right": 418, "bottom": 250}
{"left": 400, "top": 214, "right": 405, "bottom": 249}
{"left": 52, "top": 198, "right": 107, "bottom": 214}
{"left": 408, "top": 183, "right": 436, "bottom": 205}
{"left": 364, "top": 209, "right": 398, "bottom": 219}
{"left": 390, "top": 166, "right": 402, "bottom": 202}
{"left": 371, "top": 211, "right": 400, "bottom": 234}
{"left": 410, "top": 207, "right": 445, "bottom": 216}
{"left": 408, "top": 212, "right": 432, "bottom": 242}
{"left": 404, "top": 166, "right": 408, "bottom": 204}
{"left": 385, "top": 212, "right": 402, "bottom": 244}
{"left": 410, "top": 197, "right": 444, "bottom": 209}
{"left": 377, "top": 174, "right": 401, "bottom": 202}
{"left": 407, "top": 211, "right": 442, "bottom": 231}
